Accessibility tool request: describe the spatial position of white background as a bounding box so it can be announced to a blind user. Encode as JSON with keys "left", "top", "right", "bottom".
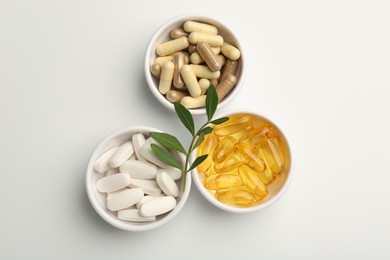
{"left": 1, "top": 0, "right": 389, "bottom": 259}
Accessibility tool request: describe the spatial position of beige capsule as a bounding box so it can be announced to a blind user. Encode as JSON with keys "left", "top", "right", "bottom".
{"left": 199, "top": 78, "right": 211, "bottom": 94}
{"left": 220, "top": 42, "right": 241, "bottom": 61}
{"left": 197, "top": 42, "right": 222, "bottom": 72}
{"left": 217, "top": 54, "right": 226, "bottom": 66}
{"left": 159, "top": 61, "right": 174, "bottom": 94}
{"left": 189, "top": 64, "right": 220, "bottom": 79}
{"left": 216, "top": 74, "right": 237, "bottom": 101}
{"left": 220, "top": 59, "right": 238, "bottom": 82}
{"left": 150, "top": 62, "right": 162, "bottom": 77}
{"left": 155, "top": 56, "right": 173, "bottom": 65}
{"left": 188, "top": 32, "right": 224, "bottom": 47}
{"left": 180, "top": 95, "right": 207, "bottom": 109}
{"left": 172, "top": 53, "right": 185, "bottom": 89}
{"left": 170, "top": 28, "right": 189, "bottom": 39}
{"left": 183, "top": 21, "right": 218, "bottom": 34}
{"left": 190, "top": 47, "right": 220, "bottom": 65}
{"left": 180, "top": 65, "right": 201, "bottom": 97}
{"left": 156, "top": 37, "right": 190, "bottom": 56}
{"left": 166, "top": 90, "right": 187, "bottom": 103}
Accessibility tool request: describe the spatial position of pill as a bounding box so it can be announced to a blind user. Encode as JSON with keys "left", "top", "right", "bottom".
{"left": 170, "top": 28, "right": 189, "bottom": 39}
{"left": 140, "top": 138, "right": 171, "bottom": 168}
{"left": 220, "top": 42, "right": 241, "bottom": 61}
{"left": 94, "top": 146, "right": 118, "bottom": 174}
{"left": 204, "top": 174, "right": 242, "bottom": 190}
{"left": 118, "top": 209, "right": 156, "bottom": 222}
{"left": 188, "top": 32, "right": 224, "bottom": 47}
{"left": 235, "top": 143, "right": 266, "bottom": 176}
{"left": 156, "top": 171, "right": 179, "bottom": 197}
{"left": 214, "top": 153, "right": 242, "bottom": 172}
{"left": 96, "top": 173, "right": 132, "bottom": 193}
{"left": 166, "top": 90, "right": 187, "bottom": 103}
{"left": 209, "top": 78, "right": 218, "bottom": 88}
{"left": 139, "top": 196, "right": 177, "bottom": 217}
{"left": 238, "top": 165, "right": 268, "bottom": 199}
{"left": 119, "top": 160, "right": 158, "bottom": 179}
{"left": 188, "top": 44, "right": 197, "bottom": 54}
{"left": 132, "top": 133, "right": 146, "bottom": 161}
{"left": 217, "top": 54, "right": 226, "bottom": 66}
{"left": 155, "top": 56, "right": 173, "bottom": 65}
{"left": 105, "top": 168, "right": 119, "bottom": 177}
{"left": 183, "top": 21, "right": 218, "bottom": 34}
{"left": 129, "top": 178, "right": 162, "bottom": 195}
{"left": 215, "top": 187, "right": 256, "bottom": 206}
{"left": 150, "top": 62, "right": 162, "bottom": 77}
{"left": 268, "top": 136, "right": 285, "bottom": 170}
{"left": 197, "top": 42, "right": 222, "bottom": 72}
{"left": 180, "top": 95, "right": 207, "bottom": 109}
{"left": 212, "top": 136, "right": 237, "bottom": 163}
{"left": 257, "top": 136, "right": 282, "bottom": 175}
{"left": 220, "top": 59, "right": 238, "bottom": 82}
{"left": 159, "top": 61, "right": 174, "bottom": 95}
{"left": 156, "top": 37, "right": 190, "bottom": 56}
{"left": 216, "top": 74, "right": 237, "bottom": 101}
{"left": 107, "top": 188, "right": 144, "bottom": 211}
{"left": 199, "top": 78, "right": 211, "bottom": 94}
{"left": 158, "top": 168, "right": 182, "bottom": 181}
{"left": 180, "top": 65, "right": 201, "bottom": 97}
{"left": 136, "top": 195, "right": 162, "bottom": 208}
{"left": 109, "top": 141, "right": 134, "bottom": 168}
{"left": 189, "top": 64, "right": 220, "bottom": 79}
{"left": 190, "top": 47, "right": 220, "bottom": 65}
{"left": 214, "top": 114, "right": 253, "bottom": 136}
{"left": 172, "top": 53, "right": 185, "bottom": 89}
{"left": 197, "top": 133, "right": 218, "bottom": 173}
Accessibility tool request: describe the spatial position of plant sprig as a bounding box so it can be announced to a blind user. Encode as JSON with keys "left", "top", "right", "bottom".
{"left": 150, "top": 85, "right": 228, "bottom": 191}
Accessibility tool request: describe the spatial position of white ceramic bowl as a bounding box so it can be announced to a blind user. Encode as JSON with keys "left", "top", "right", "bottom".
{"left": 86, "top": 126, "right": 191, "bottom": 231}
{"left": 144, "top": 14, "right": 245, "bottom": 115}
{"left": 191, "top": 110, "right": 293, "bottom": 213}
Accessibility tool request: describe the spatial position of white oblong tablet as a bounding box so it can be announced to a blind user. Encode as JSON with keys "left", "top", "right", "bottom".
{"left": 96, "top": 173, "right": 131, "bottom": 193}
{"left": 118, "top": 209, "right": 156, "bottom": 222}
{"left": 119, "top": 160, "right": 158, "bottom": 179}
{"left": 158, "top": 168, "right": 182, "bottom": 181}
{"left": 94, "top": 146, "right": 119, "bottom": 173}
{"left": 107, "top": 188, "right": 144, "bottom": 211}
{"left": 132, "top": 133, "right": 146, "bottom": 161}
{"left": 136, "top": 195, "right": 162, "bottom": 208}
{"left": 140, "top": 138, "right": 170, "bottom": 168}
{"left": 156, "top": 171, "right": 179, "bottom": 197}
{"left": 109, "top": 141, "right": 134, "bottom": 168}
{"left": 129, "top": 178, "right": 162, "bottom": 195}
{"left": 139, "top": 196, "right": 177, "bottom": 217}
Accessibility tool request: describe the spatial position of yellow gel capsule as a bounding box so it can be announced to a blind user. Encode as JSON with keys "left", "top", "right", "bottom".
{"left": 257, "top": 136, "right": 282, "bottom": 175}
{"left": 215, "top": 187, "right": 256, "bottom": 207}
{"left": 238, "top": 164, "right": 268, "bottom": 199}
{"left": 234, "top": 143, "right": 265, "bottom": 173}
{"left": 204, "top": 174, "right": 242, "bottom": 190}
{"left": 212, "top": 136, "right": 236, "bottom": 163}
{"left": 197, "top": 134, "right": 218, "bottom": 173}
{"left": 239, "top": 125, "right": 273, "bottom": 148}
{"left": 214, "top": 153, "right": 242, "bottom": 172}
{"left": 268, "top": 136, "right": 285, "bottom": 171}
{"left": 213, "top": 115, "right": 253, "bottom": 136}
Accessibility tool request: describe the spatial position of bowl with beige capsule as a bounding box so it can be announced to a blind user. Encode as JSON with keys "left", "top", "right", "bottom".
{"left": 191, "top": 110, "right": 294, "bottom": 213}
{"left": 145, "top": 15, "right": 245, "bottom": 115}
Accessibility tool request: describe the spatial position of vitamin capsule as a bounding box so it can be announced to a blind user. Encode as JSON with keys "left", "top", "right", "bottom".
{"left": 94, "top": 146, "right": 118, "bottom": 173}
{"left": 217, "top": 54, "right": 226, "bottom": 66}
{"left": 220, "top": 42, "right": 241, "bottom": 61}
{"left": 238, "top": 165, "right": 268, "bottom": 199}
{"left": 158, "top": 61, "right": 174, "bottom": 95}
{"left": 268, "top": 136, "right": 285, "bottom": 170}
{"left": 136, "top": 195, "right": 162, "bottom": 208}
{"left": 156, "top": 171, "right": 179, "bottom": 197}
{"left": 257, "top": 136, "right": 282, "bottom": 175}
{"left": 189, "top": 64, "right": 220, "bottom": 79}
{"left": 96, "top": 173, "right": 131, "bottom": 193}
{"left": 220, "top": 59, "right": 238, "bottom": 82}
{"left": 155, "top": 56, "right": 173, "bottom": 65}
{"left": 183, "top": 21, "right": 218, "bottom": 34}
{"left": 199, "top": 78, "right": 210, "bottom": 94}
{"left": 109, "top": 141, "right": 134, "bottom": 168}
{"left": 212, "top": 136, "right": 237, "bottom": 163}
{"left": 119, "top": 160, "right": 158, "bottom": 180}
{"left": 234, "top": 143, "right": 266, "bottom": 173}
{"left": 139, "top": 196, "right": 177, "bottom": 217}
{"left": 129, "top": 178, "right": 162, "bottom": 196}
{"left": 107, "top": 188, "right": 144, "bottom": 211}
{"left": 188, "top": 32, "right": 224, "bottom": 47}
{"left": 132, "top": 133, "right": 146, "bottom": 161}
{"left": 204, "top": 174, "right": 242, "bottom": 190}
{"left": 214, "top": 153, "right": 242, "bottom": 172}
{"left": 209, "top": 78, "right": 218, "bottom": 87}
{"left": 214, "top": 114, "right": 253, "bottom": 136}
{"left": 215, "top": 187, "right": 256, "bottom": 207}
{"left": 180, "top": 65, "right": 201, "bottom": 97}
{"left": 140, "top": 138, "right": 170, "bottom": 168}
{"left": 216, "top": 74, "right": 237, "bottom": 101}
{"left": 188, "top": 44, "right": 197, "bottom": 54}
{"left": 158, "top": 168, "right": 182, "bottom": 181}
{"left": 197, "top": 42, "right": 222, "bottom": 72}
{"left": 150, "top": 62, "right": 162, "bottom": 77}
{"left": 172, "top": 53, "right": 185, "bottom": 89}
{"left": 190, "top": 47, "right": 220, "bottom": 65}
{"left": 166, "top": 90, "right": 187, "bottom": 103}
{"left": 180, "top": 95, "right": 206, "bottom": 109}
{"left": 239, "top": 125, "right": 273, "bottom": 148}
{"left": 118, "top": 209, "right": 156, "bottom": 222}
{"left": 197, "top": 133, "right": 218, "bottom": 173}
{"left": 156, "top": 37, "right": 190, "bottom": 56}
{"left": 170, "top": 28, "right": 189, "bottom": 39}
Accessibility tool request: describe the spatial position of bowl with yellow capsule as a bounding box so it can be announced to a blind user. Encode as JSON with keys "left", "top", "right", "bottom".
{"left": 191, "top": 110, "right": 293, "bottom": 213}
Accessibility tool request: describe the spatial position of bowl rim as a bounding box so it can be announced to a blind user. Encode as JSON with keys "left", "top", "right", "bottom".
{"left": 191, "top": 108, "right": 294, "bottom": 213}
{"left": 85, "top": 126, "right": 191, "bottom": 231}
{"left": 144, "top": 13, "right": 246, "bottom": 115}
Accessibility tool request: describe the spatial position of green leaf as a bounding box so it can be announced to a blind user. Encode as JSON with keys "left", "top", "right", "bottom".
{"left": 151, "top": 144, "right": 182, "bottom": 170}
{"left": 150, "top": 132, "right": 187, "bottom": 154}
{"left": 197, "top": 126, "right": 213, "bottom": 135}
{"left": 188, "top": 154, "right": 208, "bottom": 171}
{"left": 205, "top": 85, "right": 218, "bottom": 121}
{"left": 210, "top": 117, "right": 229, "bottom": 125}
{"left": 193, "top": 132, "right": 205, "bottom": 150}
{"left": 174, "top": 102, "right": 195, "bottom": 136}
